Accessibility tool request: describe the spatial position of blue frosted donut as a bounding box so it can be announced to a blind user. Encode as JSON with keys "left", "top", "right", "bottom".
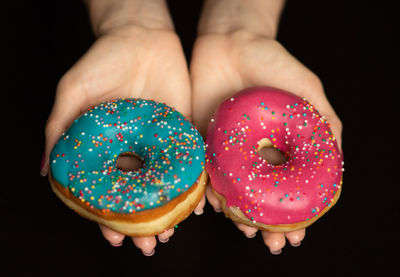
{"left": 49, "top": 98, "right": 207, "bottom": 235}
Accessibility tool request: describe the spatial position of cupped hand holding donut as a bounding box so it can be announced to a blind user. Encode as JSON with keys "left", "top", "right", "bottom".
{"left": 41, "top": 0, "right": 205, "bottom": 256}
{"left": 191, "top": 0, "right": 342, "bottom": 254}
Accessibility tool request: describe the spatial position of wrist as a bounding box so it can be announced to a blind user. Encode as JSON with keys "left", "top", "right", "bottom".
{"left": 85, "top": 0, "right": 174, "bottom": 36}
{"left": 198, "top": 0, "right": 285, "bottom": 38}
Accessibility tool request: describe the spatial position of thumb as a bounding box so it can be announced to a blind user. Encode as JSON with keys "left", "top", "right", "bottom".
{"left": 41, "top": 76, "right": 87, "bottom": 176}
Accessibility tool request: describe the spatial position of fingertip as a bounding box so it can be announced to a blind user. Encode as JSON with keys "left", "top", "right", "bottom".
{"left": 234, "top": 223, "right": 258, "bottom": 238}
{"left": 285, "top": 228, "right": 306, "bottom": 247}
{"left": 205, "top": 185, "right": 222, "bottom": 213}
{"left": 142, "top": 248, "right": 155, "bottom": 257}
{"left": 270, "top": 248, "right": 282, "bottom": 255}
{"left": 261, "top": 231, "right": 286, "bottom": 254}
{"left": 157, "top": 228, "right": 174, "bottom": 243}
{"left": 194, "top": 208, "right": 204, "bottom": 215}
{"left": 40, "top": 166, "right": 48, "bottom": 177}
{"left": 99, "top": 224, "right": 125, "bottom": 247}
{"left": 194, "top": 194, "right": 206, "bottom": 215}
{"left": 132, "top": 236, "right": 157, "bottom": 256}
{"left": 40, "top": 152, "right": 49, "bottom": 176}
{"left": 213, "top": 207, "right": 222, "bottom": 213}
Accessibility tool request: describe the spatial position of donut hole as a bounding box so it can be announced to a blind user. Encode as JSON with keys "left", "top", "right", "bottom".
{"left": 257, "top": 138, "right": 287, "bottom": 166}
{"left": 258, "top": 147, "right": 287, "bottom": 165}
{"left": 116, "top": 152, "right": 144, "bottom": 172}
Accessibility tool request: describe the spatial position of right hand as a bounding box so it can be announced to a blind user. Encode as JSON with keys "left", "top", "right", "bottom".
{"left": 41, "top": 22, "right": 205, "bottom": 255}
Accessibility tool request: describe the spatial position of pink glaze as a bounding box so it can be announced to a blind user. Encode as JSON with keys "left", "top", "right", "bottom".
{"left": 206, "top": 87, "right": 343, "bottom": 225}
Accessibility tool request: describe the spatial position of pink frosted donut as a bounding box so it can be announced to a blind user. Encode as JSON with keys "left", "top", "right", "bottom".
{"left": 205, "top": 87, "right": 343, "bottom": 232}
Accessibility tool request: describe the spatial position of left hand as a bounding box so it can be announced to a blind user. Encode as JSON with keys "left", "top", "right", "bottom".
{"left": 191, "top": 29, "right": 342, "bottom": 254}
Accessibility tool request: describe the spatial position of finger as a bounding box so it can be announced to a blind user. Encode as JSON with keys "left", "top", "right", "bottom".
{"left": 131, "top": 236, "right": 157, "bottom": 256}
{"left": 98, "top": 224, "right": 125, "bottom": 247}
{"left": 205, "top": 185, "right": 222, "bottom": 213}
{"left": 261, "top": 231, "right": 286, "bottom": 255}
{"left": 194, "top": 194, "right": 206, "bottom": 215}
{"left": 299, "top": 77, "right": 343, "bottom": 152}
{"left": 234, "top": 222, "right": 258, "bottom": 238}
{"left": 325, "top": 115, "right": 343, "bottom": 152}
{"left": 241, "top": 40, "right": 342, "bottom": 151}
{"left": 285, "top": 228, "right": 306, "bottom": 247}
{"left": 157, "top": 228, "right": 175, "bottom": 243}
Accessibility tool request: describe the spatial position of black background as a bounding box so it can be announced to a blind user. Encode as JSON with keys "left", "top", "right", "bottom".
{"left": 2, "top": 0, "right": 398, "bottom": 276}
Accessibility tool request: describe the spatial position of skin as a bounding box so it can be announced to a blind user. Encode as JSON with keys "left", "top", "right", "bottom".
{"left": 41, "top": 0, "right": 206, "bottom": 256}
{"left": 191, "top": 0, "right": 342, "bottom": 254}
{"left": 41, "top": 0, "right": 342, "bottom": 256}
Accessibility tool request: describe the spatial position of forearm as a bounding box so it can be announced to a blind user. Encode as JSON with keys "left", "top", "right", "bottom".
{"left": 85, "top": 0, "right": 174, "bottom": 36}
{"left": 198, "top": 0, "right": 285, "bottom": 38}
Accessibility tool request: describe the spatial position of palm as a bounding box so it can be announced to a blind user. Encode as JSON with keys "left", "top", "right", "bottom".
{"left": 46, "top": 27, "right": 192, "bottom": 175}
{"left": 191, "top": 31, "right": 342, "bottom": 253}
{"left": 58, "top": 27, "right": 191, "bottom": 118}
{"left": 45, "top": 26, "right": 194, "bottom": 255}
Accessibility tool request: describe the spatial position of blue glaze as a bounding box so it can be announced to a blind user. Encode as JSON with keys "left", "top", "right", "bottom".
{"left": 50, "top": 99, "right": 205, "bottom": 213}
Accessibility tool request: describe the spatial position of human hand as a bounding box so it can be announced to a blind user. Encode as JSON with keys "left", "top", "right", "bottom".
{"left": 41, "top": 0, "right": 205, "bottom": 256}
{"left": 191, "top": 0, "right": 342, "bottom": 255}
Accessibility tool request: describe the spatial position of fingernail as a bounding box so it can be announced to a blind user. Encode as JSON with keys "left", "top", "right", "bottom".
{"left": 246, "top": 232, "right": 257, "bottom": 239}
{"left": 158, "top": 237, "right": 169, "bottom": 243}
{"left": 290, "top": 242, "right": 301, "bottom": 247}
{"left": 270, "top": 249, "right": 282, "bottom": 255}
{"left": 142, "top": 249, "right": 155, "bottom": 256}
{"left": 110, "top": 241, "right": 123, "bottom": 247}
{"left": 40, "top": 152, "right": 47, "bottom": 176}
{"left": 194, "top": 208, "right": 204, "bottom": 215}
{"left": 214, "top": 207, "right": 222, "bottom": 213}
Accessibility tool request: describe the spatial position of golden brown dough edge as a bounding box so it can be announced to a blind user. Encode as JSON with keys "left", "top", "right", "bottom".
{"left": 212, "top": 180, "right": 342, "bottom": 233}
{"left": 49, "top": 170, "right": 208, "bottom": 236}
